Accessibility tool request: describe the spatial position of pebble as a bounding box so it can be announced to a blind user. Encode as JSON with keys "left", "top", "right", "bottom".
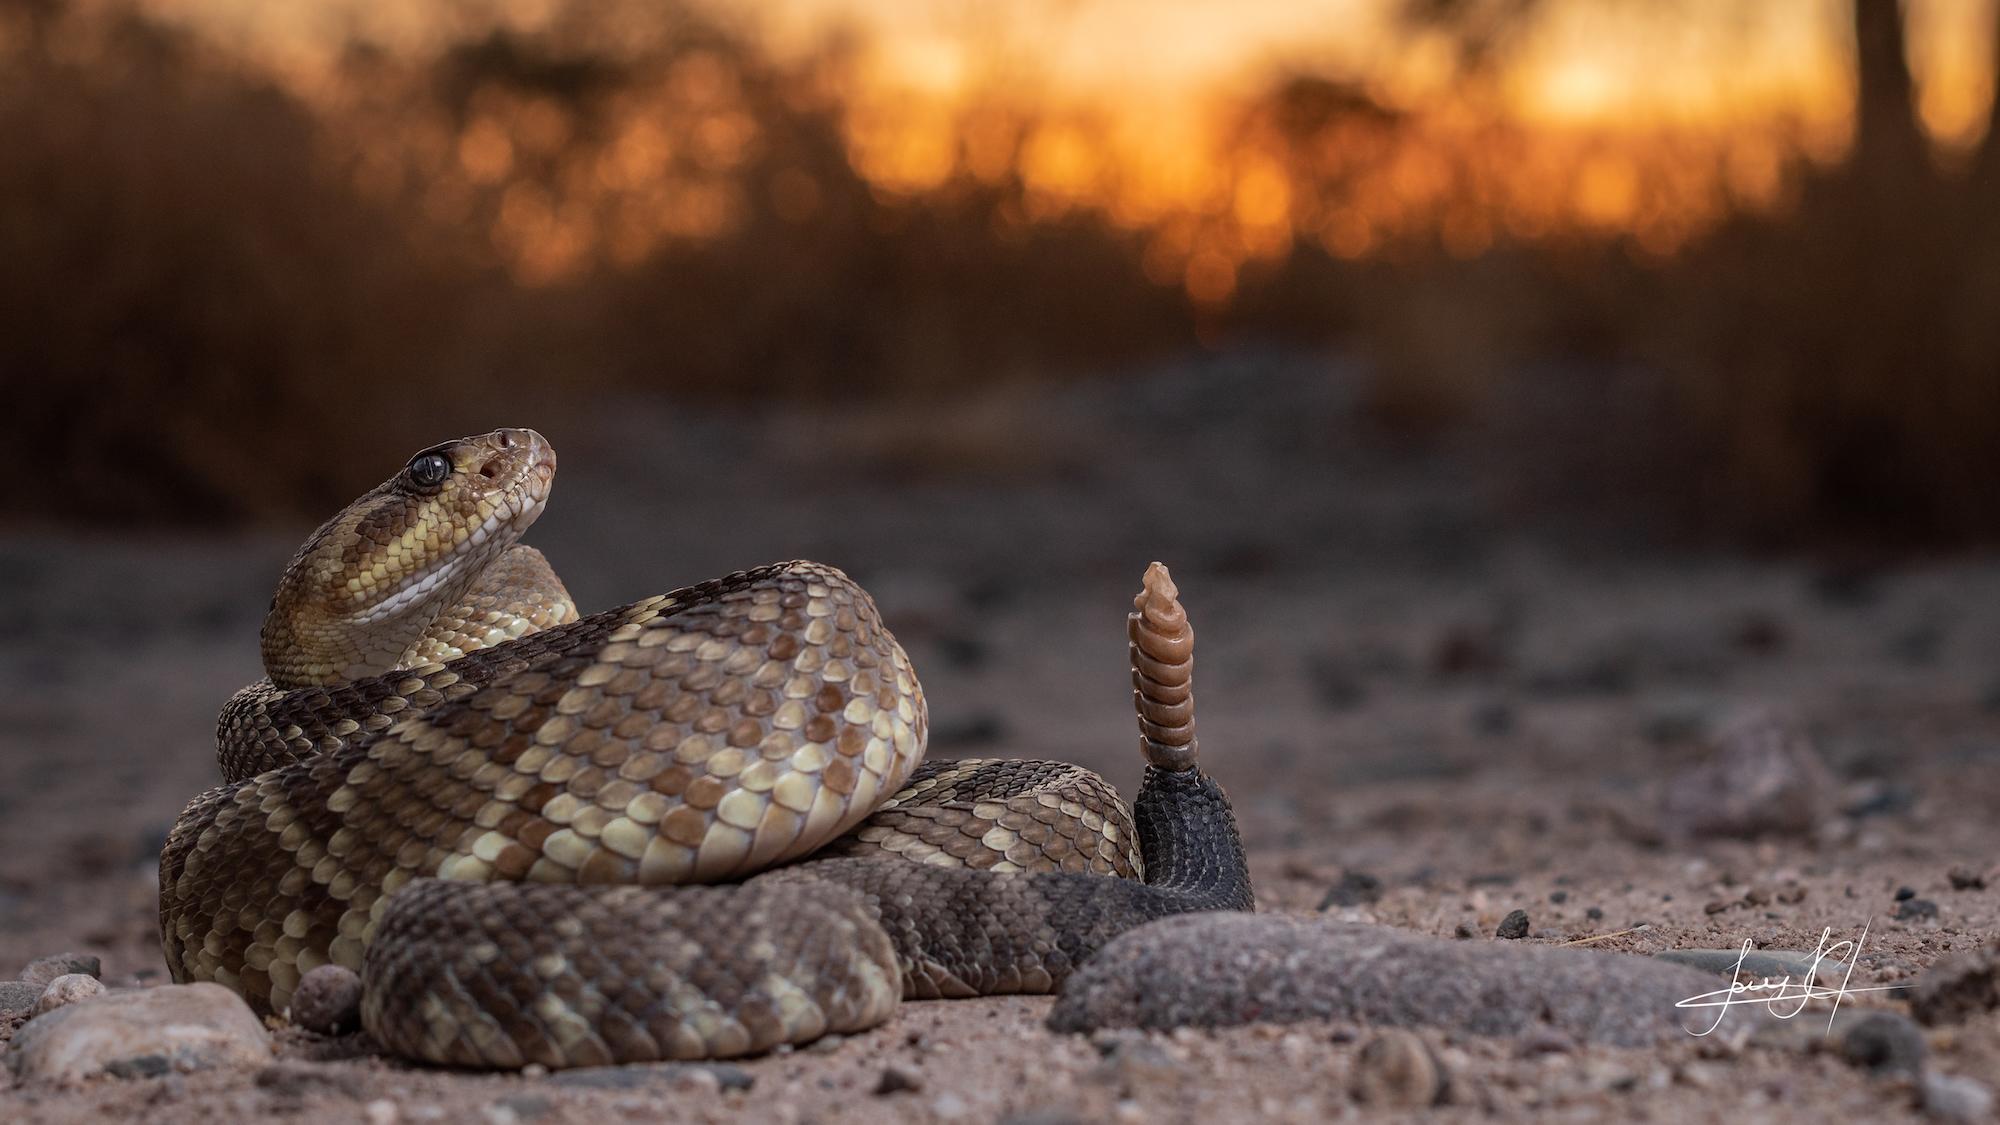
{"left": 1909, "top": 942, "right": 2000, "bottom": 1026}
{"left": 31, "top": 973, "right": 106, "bottom": 1017}
{"left": 670, "top": 1068, "right": 722, "bottom": 1096}
{"left": 288, "top": 964, "right": 363, "bottom": 1035}
{"left": 1947, "top": 866, "right": 1987, "bottom": 891}
{"left": 874, "top": 1066, "right": 923, "bottom": 1095}
{"left": 5, "top": 982, "right": 272, "bottom": 1084}
{"left": 1316, "top": 871, "right": 1383, "bottom": 910}
{"left": 1922, "top": 1073, "right": 1996, "bottom": 1124}
{"left": 1470, "top": 700, "right": 1515, "bottom": 737}
{"left": 1659, "top": 708, "right": 1836, "bottom": 840}
{"left": 20, "top": 953, "right": 102, "bottom": 989}
{"left": 1495, "top": 910, "right": 1530, "bottom": 939}
{"left": 1351, "top": 1029, "right": 1447, "bottom": 1107}
{"left": 1836, "top": 1011, "right": 1926, "bottom": 1077}
{"left": 1897, "top": 899, "right": 1940, "bottom": 922}
{"left": 1843, "top": 781, "right": 1919, "bottom": 819}
{"left": 1048, "top": 913, "right": 1730, "bottom": 1047}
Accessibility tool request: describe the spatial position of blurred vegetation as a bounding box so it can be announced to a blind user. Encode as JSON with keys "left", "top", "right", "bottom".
{"left": 3, "top": 0, "right": 1998, "bottom": 543}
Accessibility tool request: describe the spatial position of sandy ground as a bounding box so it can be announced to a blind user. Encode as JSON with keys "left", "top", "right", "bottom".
{"left": 2, "top": 356, "right": 1997, "bottom": 1121}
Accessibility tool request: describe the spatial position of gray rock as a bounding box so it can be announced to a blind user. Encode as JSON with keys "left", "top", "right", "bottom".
{"left": 1317, "top": 871, "right": 1383, "bottom": 911}
{"left": 1660, "top": 707, "right": 1835, "bottom": 840}
{"left": 1495, "top": 910, "right": 1530, "bottom": 939}
{"left": 1655, "top": 948, "right": 1848, "bottom": 984}
{"left": 31, "top": 974, "right": 106, "bottom": 1017}
{"left": 5, "top": 982, "right": 272, "bottom": 1084}
{"left": 288, "top": 964, "right": 363, "bottom": 1036}
{"left": 21, "top": 954, "right": 102, "bottom": 988}
{"left": 1910, "top": 942, "right": 2000, "bottom": 1027}
{"left": 1837, "top": 1010, "right": 1926, "bottom": 1077}
{"left": 0, "top": 979, "right": 44, "bottom": 1018}
{"left": 1897, "top": 898, "right": 1941, "bottom": 922}
{"left": 1923, "top": 1073, "right": 1996, "bottom": 1124}
{"left": 1047, "top": 913, "right": 1734, "bottom": 1047}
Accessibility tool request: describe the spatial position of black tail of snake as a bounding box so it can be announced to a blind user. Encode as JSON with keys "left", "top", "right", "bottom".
{"left": 158, "top": 429, "right": 1254, "bottom": 1067}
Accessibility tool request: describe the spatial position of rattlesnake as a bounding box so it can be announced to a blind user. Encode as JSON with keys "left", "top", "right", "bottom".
{"left": 157, "top": 428, "right": 1253, "bottom": 1067}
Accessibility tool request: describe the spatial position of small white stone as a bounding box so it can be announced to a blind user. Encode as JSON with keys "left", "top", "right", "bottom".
{"left": 1923, "top": 1073, "right": 1995, "bottom": 1124}
{"left": 30, "top": 974, "right": 105, "bottom": 1018}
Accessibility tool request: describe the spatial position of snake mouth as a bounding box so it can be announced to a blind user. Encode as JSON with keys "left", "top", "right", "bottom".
{"left": 505, "top": 430, "right": 556, "bottom": 534}
{"left": 448, "top": 428, "right": 555, "bottom": 536}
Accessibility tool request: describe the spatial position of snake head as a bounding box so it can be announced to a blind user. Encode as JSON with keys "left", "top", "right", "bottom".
{"left": 260, "top": 428, "right": 557, "bottom": 687}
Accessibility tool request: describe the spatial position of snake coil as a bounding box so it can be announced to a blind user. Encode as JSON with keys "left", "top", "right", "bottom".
{"left": 159, "top": 430, "right": 1254, "bottom": 1066}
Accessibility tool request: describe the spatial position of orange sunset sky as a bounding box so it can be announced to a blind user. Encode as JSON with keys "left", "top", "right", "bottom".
{"left": 154, "top": 0, "right": 1998, "bottom": 139}
{"left": 132, "top": 0, "right": 2000, "bottom": 290}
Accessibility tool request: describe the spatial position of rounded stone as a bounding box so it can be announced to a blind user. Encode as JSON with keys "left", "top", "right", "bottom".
{"left": 31, "top": 974, "right": 106, "bottom": 1018}
{"left": 1837, "top": 1010, "right": 1926, "bottom": 1077}
{"left": 6, "top": 982, "right": 271, "bottom": 1084}
{"left": 289, "top": 964, "right": 364, "bottom": 1036}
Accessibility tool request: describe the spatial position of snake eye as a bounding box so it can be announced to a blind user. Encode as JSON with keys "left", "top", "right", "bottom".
{"left": 407, "top": 452, "right": 452, "bottom": 489}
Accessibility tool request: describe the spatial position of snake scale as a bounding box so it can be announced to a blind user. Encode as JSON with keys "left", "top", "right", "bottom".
{"left": 157, "top": 428, "right": 1254, "bottom": 1067}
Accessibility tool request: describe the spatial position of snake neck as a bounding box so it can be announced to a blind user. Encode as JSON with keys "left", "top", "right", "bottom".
{"left": 261, "top": 547, "right": 479, "bottom": 688}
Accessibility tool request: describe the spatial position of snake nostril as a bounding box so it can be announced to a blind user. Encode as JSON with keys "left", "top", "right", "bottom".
{"left": 496, "top": 430, "right": 516, "bottom": 449}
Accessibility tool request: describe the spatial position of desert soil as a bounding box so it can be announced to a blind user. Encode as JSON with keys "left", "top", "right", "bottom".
{"left": 2, "top": 358, "right": 1996, "bottom": 1122}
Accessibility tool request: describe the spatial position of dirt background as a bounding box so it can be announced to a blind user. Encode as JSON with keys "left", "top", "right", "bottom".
{"left": 2, "top": 360, "right": 1997, "bottom": 1122}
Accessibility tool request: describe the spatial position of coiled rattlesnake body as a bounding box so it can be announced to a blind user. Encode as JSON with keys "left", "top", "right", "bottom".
{"left": 158, "top": 428, "right": 1253, "bottom": 1067}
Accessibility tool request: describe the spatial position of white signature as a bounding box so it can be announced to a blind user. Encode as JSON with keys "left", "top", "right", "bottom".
{"left": 1674, "top": 921, "right": 1913, "bottom": 1036}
